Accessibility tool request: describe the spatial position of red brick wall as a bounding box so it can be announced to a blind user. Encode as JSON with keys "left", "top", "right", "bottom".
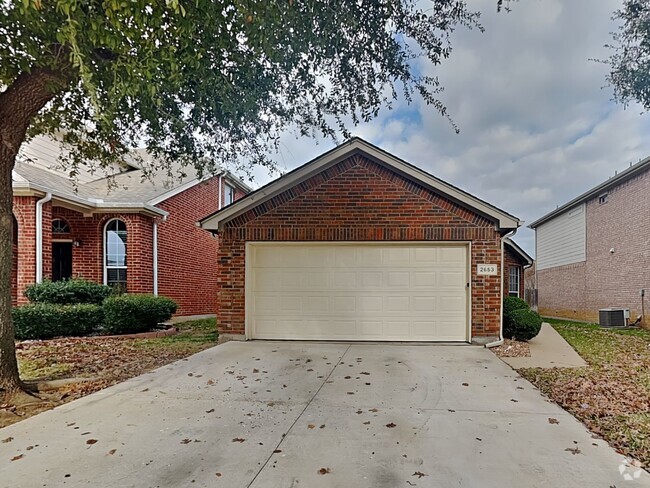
{"left": 217, "top": 154, "right": 504, "bottom": 340}
{"left": 504, "top": 246, "right": 525, "bottom": 299}
{"left": 13, "top": 196, "right": 37, "bottom": 304}
{"left": 156, "top": 179, "right": 220, "bottom": 316}
{"left": 538, "top": 168, "right": 649, "bottom": 324}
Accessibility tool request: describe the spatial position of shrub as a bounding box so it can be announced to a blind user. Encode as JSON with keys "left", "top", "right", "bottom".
{"left": 12, "top": 303, "right": 104, "bottom": 340}
{"left": 504, "top": 308, "right": 543, "bottom": 341}
{"left": 102, "top": 295, "right": 177, "bottom": 334}
{"left": 25, "top": 279, "right": 113, "bottom": 305}
{"left": 503, "top": 296, "right": 529, "bottom": 317}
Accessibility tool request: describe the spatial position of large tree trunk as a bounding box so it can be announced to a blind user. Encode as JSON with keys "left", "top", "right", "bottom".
{"left": 0, "top": 68, "right": 69, "bottom": 401}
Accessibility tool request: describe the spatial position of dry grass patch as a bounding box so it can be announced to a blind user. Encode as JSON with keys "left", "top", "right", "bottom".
{"left": 1, "top": 319, "right": 217, "bottom": 428}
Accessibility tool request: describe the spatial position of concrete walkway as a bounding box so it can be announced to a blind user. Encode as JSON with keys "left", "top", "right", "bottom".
{"left": 500, "top": 323, "right": 588, "bottom": 369}
{"left": 1, "top": 341, "right": 643, "bottom": 487}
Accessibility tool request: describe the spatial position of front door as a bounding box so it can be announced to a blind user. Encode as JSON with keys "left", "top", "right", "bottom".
{"left": 52, "top": 242, "right": 73, "bottom": 281}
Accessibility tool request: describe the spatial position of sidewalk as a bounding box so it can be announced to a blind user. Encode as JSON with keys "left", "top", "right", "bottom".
{"left": 499, "top": 323, "right": 587, "bottom": 369}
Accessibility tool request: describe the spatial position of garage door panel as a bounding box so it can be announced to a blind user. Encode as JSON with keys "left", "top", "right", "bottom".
{"left": 249, "top": 244, "right": 468, "bottom": 342}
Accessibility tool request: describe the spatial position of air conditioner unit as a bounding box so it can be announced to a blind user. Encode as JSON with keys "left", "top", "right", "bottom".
{"left": 599, "top": 308, "right": 630, "bottom": 328}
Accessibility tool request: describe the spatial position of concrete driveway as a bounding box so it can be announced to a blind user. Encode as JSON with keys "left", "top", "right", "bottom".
{"left": 1, "top": 342, "right": 648, "bottom": 488}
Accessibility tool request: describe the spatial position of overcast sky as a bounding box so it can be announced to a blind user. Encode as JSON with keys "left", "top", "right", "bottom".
{"left": 244, "top": 0, "right": 650, "bottom": 257}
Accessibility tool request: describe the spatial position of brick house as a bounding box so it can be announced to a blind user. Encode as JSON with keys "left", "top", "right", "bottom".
{"left": 11, "top": 136, "right": 249, "bottom": 316}
{"left": 503, "top": 238, "right": 533, "bottom": 300}
{"left": 529, "top": 157, "right": 649, "bottom": 325}
{"left": 200, "top": 138, "right": 522, "bottom": 344}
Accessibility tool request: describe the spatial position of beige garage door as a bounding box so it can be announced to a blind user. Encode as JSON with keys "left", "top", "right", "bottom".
{"left": 247, "top": 243, "right": 469, "bottom": 342}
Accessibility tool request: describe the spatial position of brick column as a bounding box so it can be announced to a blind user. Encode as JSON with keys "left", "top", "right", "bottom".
{"left": 13, "top": 196, "right": 37, "bottom": 304}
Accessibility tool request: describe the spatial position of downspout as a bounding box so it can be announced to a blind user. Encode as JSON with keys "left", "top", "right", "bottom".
{"left": 485, "top": 227, "right": 518, "bottom": 348}
{"left": 218, "top": 174, "right": 223, "bottom": 210}
{"left": 35, "top": 192, "right": 52, "bottom": 283}
{"left": 153, "top": 214, "right": 168, "bottom": 296}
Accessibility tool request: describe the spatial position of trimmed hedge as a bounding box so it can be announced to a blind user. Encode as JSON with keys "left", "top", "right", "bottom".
{"left": 102, "top": 295, "right": 177, "bottom": 334}
{"left": 503, "top": 296, "right": 529, "bottom": 318}
{"left": 25, "top": 279, "right": 114, "bottom": 305}
{"left": 12, "top": 303, "right": 104, "bottom": 340}
{"left": 504, "top": 308, "right": 543, "bottom": 341}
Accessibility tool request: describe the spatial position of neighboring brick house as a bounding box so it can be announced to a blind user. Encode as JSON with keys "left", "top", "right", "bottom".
{"left": 11, "top": 135, "right": 249, "bottom": 316}
{"left": 503, "top": 238, "right": 533, "bottom": 299}
{"left": 529, "top": 157, "right": 650, "bottom": 325}
{"left": 200, "top": 138, "right": 522, "bottom": 344}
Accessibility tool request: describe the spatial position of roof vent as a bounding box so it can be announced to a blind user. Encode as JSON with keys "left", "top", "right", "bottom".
{"left": 599, "top": 308, "right": 629, "bottom": 328}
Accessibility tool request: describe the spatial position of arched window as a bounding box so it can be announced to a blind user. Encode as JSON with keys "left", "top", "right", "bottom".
{"left": 104, "top": 219, "right": 127, "bottom": 290}
{"left": 52, "top": 218, "right": 71, "bottom": 234}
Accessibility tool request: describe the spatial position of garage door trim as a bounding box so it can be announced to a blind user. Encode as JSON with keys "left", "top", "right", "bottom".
{"left": 245, "top": 241, "right": 472, "bottom": 342}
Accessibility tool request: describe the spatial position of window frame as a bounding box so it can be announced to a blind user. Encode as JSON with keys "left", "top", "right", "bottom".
{"left": 52, "top": 218, "right": 71, "bottom": 234}
{"left": 508, "top": 266, "right": 520, "bottom": 297}
{"left": 224, "top": 183, "right": 236, "bottom": 206}
{"left": 103, "top": 218, "right": 128, "bottom": 290}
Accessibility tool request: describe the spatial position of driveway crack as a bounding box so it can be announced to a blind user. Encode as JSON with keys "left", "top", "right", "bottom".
{"left": 246, "top": 344, "right": 352, "bottom": 488}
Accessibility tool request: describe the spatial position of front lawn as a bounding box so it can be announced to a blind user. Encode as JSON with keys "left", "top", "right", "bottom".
{"left": 1, "top": 318, "right": 217, "bottom": 428}
{"left": 520, "top": 319, "right": 650, "bottom": 465}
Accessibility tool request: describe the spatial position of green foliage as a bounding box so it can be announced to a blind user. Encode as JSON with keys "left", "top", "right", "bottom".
{"left": 24, "top": 279, "right": 113, "bottom": 305}
{"left": 607, "top": 0, "right": 650, "bottom": 110}
{"left": 102, "top": 295, "right": 177, "bottom": 334}
{"left": 503, "top": 296, "right": 529, "bottom": 318}
{"left": 12, "top": 304, "right": 104, "bottom": 340}
{"left": 504, "top": 308, "right": 542, "bottom": 341}
{"left": 0, "top": 1, "right": 481, "bottom": 179}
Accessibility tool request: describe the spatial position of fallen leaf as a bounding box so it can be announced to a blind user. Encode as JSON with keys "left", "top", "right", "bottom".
{"left": 510, "top": 399, "right": 519, "bottom": 403}
{"left": 273, "top": 449, "right": 282, "bottom": 453}
{"left": 232, "top": 438, "right": 245, "bottom": 443}
{"left": 253, "top": 369, "right": 259, "bottom": 373}
{"left": 318, "top": 467, "right": 331, "bottom": 475}
{"left": 2, "top": 437, "right": 13, "bottom": 443}
{"left": 347, "top": 392, "right": 355, "bottom": 395}
{"left": 363, "top": 421, "right": 370, "bottom": 425}
{"left": 180, "top": 439, "right": 192, "bottom": 444}
{"left": 11, "top": 454, "right": 24, "bottom": 461}
{"left": 307, "top": 424, "right": 315, "bottom": 429}
{"left": 462, "top": 383, "right": 469, "bottom": 387}
{"left": 207, "top": 379, "right": 215, "bottom": 385}
{"left": 369, "top": 408, "right": 379, "bottom": 413}
{"left": 476, "top": 437, "right": 482, "bottom": 441}
{"left": 319, "top": 424, "right": 325, "bottom": 429}
{"left": 107, "top": 449, "right": 117, "bottom": 455}
{"left": 413, "top": 471, "right": 428, "bottom": 478}
{"left": 548, "top": 418, "right": 560, "bottom": 425}
{"left": 565, "top": 447, "right": 581, "bottom": 455}
{"left": 206, "top": 409, "right": 215, "bottom": 413}
{"left": 344, "top": 376, "right": 351, "bottom": 379}
{"left": 386, "top": 423, "right": 397, "bottom": 428}
{"left": 215, "top": 472, "right": 222, "bottom": 477}
{"left": 86, "top": 439, "right": 98, "bottom": 445}
{"left": 25, "top": 446, "right": 34, "bottom": 451}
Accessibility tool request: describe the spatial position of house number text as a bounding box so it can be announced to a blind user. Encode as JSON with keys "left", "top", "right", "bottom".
{"left": 477, "top": 264, "right": 498, "bottom": 276}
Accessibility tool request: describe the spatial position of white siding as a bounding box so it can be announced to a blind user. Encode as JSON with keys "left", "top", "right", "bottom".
{"left": 536, "top": 204, "right": 586, "bottom": 270}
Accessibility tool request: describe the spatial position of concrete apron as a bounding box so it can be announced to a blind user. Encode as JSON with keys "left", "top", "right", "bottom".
{"left": 0, "top": 342, "right": 647, "bottom": 488}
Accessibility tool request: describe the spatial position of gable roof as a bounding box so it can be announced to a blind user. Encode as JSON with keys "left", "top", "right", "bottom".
{"left": 199, "top": 137, "right": 521, "bottom": 231}
{"left": 504, "top": 238, "right": 533, "bottom": 267}
{"left": 13, "top": 141, "right": 252, "bottom": 215}
{"left": 529, "top": 155, "right": 650, "bottom": 229}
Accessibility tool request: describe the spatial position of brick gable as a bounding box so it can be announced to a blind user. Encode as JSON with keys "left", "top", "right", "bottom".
{"left": 218, "top": 154, "right": 504, "bottom": 341}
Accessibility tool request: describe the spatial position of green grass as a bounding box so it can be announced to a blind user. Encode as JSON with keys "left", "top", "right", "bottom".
{"left": 520, "top": 318, "right": 650, "bottom": 465}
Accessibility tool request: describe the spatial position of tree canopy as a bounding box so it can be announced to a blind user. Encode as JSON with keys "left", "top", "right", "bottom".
{"left": 1, "top": 0, "right": 480, "bottom": 176}
{"left": 608, "top": 0, "right": 650, "bottom": 110}
{"left": 0, "top": 0, "right": 480, "bottom": 399}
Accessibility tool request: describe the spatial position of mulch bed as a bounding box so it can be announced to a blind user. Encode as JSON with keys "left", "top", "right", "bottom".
{"left": 492, "top": 339, "right": 531, "bottom": 357}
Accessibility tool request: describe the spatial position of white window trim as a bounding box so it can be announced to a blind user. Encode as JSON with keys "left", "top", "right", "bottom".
{"left": 225, "top": 183, "right": 236, "bottom": 206}
{"left": 508, "top": 266, "right": 520, "bottom": 297}
{"left": 103, "top": 218, "right": 127, "bottom": 287}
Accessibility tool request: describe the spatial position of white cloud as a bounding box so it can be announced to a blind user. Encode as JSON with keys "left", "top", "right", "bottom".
{"left": 241, "top": 0, "right": 650, "bottom": 257}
